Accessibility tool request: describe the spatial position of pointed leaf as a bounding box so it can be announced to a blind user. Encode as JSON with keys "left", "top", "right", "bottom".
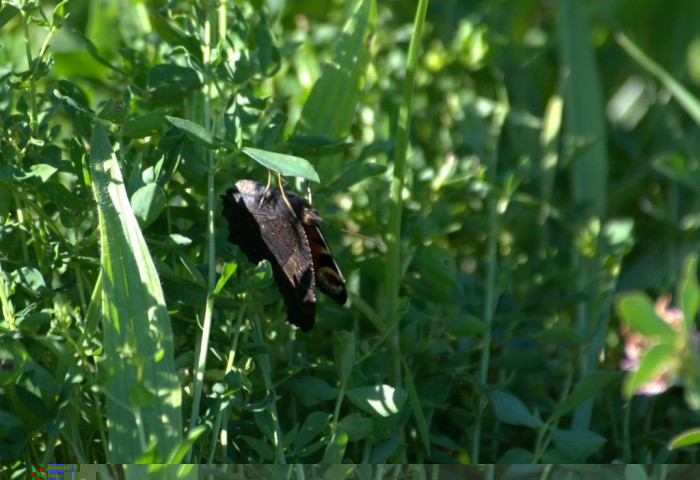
{"left": 615, "top": 292, "right": 675, "bottom": 342}
{"left": 242, "top": 147, "right": 319, "bottom": 183}
{"left": 488, "top": 390, "right": 542, "bottom": 428}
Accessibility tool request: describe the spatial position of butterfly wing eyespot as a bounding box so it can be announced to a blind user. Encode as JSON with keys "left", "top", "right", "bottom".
{"left": 221, "top": 179, "right": 347, "bottom": 331}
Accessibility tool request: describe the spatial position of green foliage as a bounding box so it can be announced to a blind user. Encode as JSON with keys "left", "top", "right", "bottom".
{"left": 2, "top": 0, "right": 700, "bottom": 471}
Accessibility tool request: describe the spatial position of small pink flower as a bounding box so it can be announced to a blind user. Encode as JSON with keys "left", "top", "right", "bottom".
{"left": 619, "top": 293, "right": 684, "bottom": 396}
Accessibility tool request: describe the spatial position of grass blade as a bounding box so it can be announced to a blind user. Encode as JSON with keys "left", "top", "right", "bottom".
{"left": 90, "top": 123, "right": 182, "bottom": 462}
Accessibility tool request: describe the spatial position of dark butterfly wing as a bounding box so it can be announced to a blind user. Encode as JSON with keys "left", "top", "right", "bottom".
{"left": 221, "top": 180, "right": 317, "bottom": 331}
{"left": 303, "top": 223, "right": 347, "bottom": 305}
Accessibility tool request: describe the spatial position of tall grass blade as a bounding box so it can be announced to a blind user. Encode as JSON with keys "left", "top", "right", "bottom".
{"left": 90, "top": 123, "right": 182, "bottom": 462}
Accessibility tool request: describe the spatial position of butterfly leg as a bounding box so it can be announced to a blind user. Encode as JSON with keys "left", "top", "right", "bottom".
{"left": 260, "top": 169, "right": 274, "bottom": 208}
{"left": 276, "top": 171, "right": 296, "bottom": 218}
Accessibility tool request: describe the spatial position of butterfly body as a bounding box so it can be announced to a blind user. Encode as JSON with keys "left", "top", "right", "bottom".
{"left": 221, "top": 180, "right": 346, "bottom": 331}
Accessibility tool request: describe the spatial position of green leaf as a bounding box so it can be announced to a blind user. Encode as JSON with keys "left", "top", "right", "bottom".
{"left": 286, "top": 377, "right": 338, "bottom": 406}
{"left": 294, "top": 411, "right": 331, "bottom": 455}
{"left": 624, "top": 464, "right": 649, "bottom": 480}
{"left": 123, "top": 111, "right": 166, "bottom": 138}
{"left": 679, "top": 254, "right": 700, "bottom": 335}
{"left": 333, "top": 330, "right": 355, "bottom": 388}
{"left": 488, "top": 390, "right": 542, "bottom": 428}
{"left": 551, "top": 372, "right": 619, "bottom": 422}
{"left": 615, "top": 292, "right": 675, "bottom": 342}
{"left": 669, "top": 427, "right": 700, "bottom": 449}
{"left": 241, "top": 435, "right": 274, "bottom": 462}
{"left": 442, "top": 314, "right": 486, "bottom": 336}
{"left": 152, "top": 14, "right": 202, "bottom": 62}
{"left": 131, "top": 184, "right": 167, "bottom": 228}
{"left": 346, "top": 385, "right": 407, "bottom": 417}
{"left": 551, "top": 428, "right": 607, "bottom": 460}
{"left": 166, "top": 116, "right": 224, "bottom": 149}
{"left": 89, "top": 123, "right": 182, "bottom": 462}
{"left": 17, "top": 267, "right": 51, "bottom": 297}
{"left": 295, "top": 0, "right": 376, "bottom": 140}
{"left": 16, "top": 163, "right": 58, "bottom": 182}
{"left": 321, "top": 429, "right": 348, "bottom": 464}
{"left": 242, "top": 147, "right": 320, "bottom": 183}
{"left": 321, "top": 464, "right": 354, "bottom": 480}
{"left": 617, "top": 33, "right": 700, "bottom": 126}
{"left": 148, "top": 64, "right": 203, "bottom": 106}
{"left": 213, "top": 262, "right": 238, "bottom": 295}
{"left": 338, "top": 413, "right": 373, "bottom": 442}
{"left": 622, "top": 343, "right": 676, "bottom": 398}
{"left": 0, "top": 5, "right": 19, "bottom": 30}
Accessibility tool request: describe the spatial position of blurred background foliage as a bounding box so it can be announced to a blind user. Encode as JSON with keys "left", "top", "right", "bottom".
{"left": 2, "top": 0, "right": 700, "bottom": 471}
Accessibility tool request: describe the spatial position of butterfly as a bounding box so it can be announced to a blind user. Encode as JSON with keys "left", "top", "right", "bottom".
{"left": 220, "top": 179, "right": 347, "bottom": 332}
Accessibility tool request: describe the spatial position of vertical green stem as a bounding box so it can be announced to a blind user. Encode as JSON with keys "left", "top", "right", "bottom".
{"left": 253, "top": 317, "right": 286, "bottom": 464}
{"left": 188, "top": 3, "right": 219, "bottom": 461}
{"left": 384, "top": 0, "right": 429, "bottom": 459}
{"left": 471, "top": 88, "right": 508, "bottom": 464}
{"left": 21, "top": 12, "right": 39, "bottom": 137}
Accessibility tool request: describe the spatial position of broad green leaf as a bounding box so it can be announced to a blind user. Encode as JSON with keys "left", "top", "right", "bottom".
{"left": 123, "top": 111, "right": 166, "bottom": 138}
{"left": 669, "top": 427, "right": 700, "bottom": 449}
{"left": 242, "top": 147, "right": 320, "bottom": 183}
{"left": 551, "top": 428, "right": 606, "bottom": 460}
{"left": 295, "top": 0, "right": 376, "bottom": 140}
{"left": 17, "top": 267, "right": 51, "bottom": 297}
{"left": 615, "top": 292, "right": 675, "bottom": 342}
{"left": 551, "top": 372, "right": 619, "bottom": 422}
{"left": 622, "top": 343, "right": 676, "bottom": 398}
{"left": 148, "top": 64, "right": 203, "bottom": 106}
{"left": 286, "top": 377, "right": 338, "bottom": 406}
{"left": 90, "top": 123, "right": 182, "bottom": 462}
{"left": 338, "top": 413, "right": 373, "bottom": 442}
{"left": 131, "top": 183, "right": 166, "bottom": 228}
{"left": 368, "top": 435, "right": 399, "bottom": 463}
{"left": 346, "top": 385, "right": 407, "bottom": 417}
{"left": 488, "top": 390, "right": 542, "bottom": 428}
{"left": 0, "top": 5, "right": 19, "bottom": 29}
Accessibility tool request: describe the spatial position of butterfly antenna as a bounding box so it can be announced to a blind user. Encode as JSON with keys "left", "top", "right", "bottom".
{"left": 340, "top": 228, "right": 384, "bottom": 247}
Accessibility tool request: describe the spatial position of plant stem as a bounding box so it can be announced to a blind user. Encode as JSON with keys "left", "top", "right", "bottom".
{"left": 384, "top": 0, "right": 429, "bottom": 461}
